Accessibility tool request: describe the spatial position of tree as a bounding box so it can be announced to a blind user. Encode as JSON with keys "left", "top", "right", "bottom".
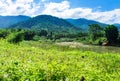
{"left": 8, "top": 31, "right": 24, "bottom": 44}
{"left": 89, "top": 24, "right": 103, "bottom": 41}
{"left": 105, "top": 25, "right": 118, "bottom": 43}
{"left": 47, "top": 32, "right": 53, "bottom": 40}
{"left": 0, "top": 30, "right": 10, "bottom": 39}
{"left": 39, "top": 30, "right": 48, "bottom": 37}
{"left": 24, "top": 30, "right": 36, "bottom": 40}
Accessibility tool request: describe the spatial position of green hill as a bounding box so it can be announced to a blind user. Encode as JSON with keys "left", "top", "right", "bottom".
{"left": 10, "top": 15, "right": 81, "bottom": 33}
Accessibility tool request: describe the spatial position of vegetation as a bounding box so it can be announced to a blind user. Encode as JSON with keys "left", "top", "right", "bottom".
{"left": 89, "top": 24, "right": 103, "bottom": 41}
{"left": 0, "top": 26, "right": 119, "bottom": 81}
{"left": 5, "top": 15, "right": 120, "bottom": 46}
{"left": 0, "top": 40, "right": 119, "bottom": 80}
{"left": 0, "top": 15, "right": 120, "bottom": 80}
{"left": 7, "top": 31, "right": 24, "bottom": 44}
{"left": 105, "top": 25, "right": 119, "bottom": 44}
{"left": 24, "top": 30, "right": 36, "bottom": 40}
{"left": 0, "top": 23, "right": 120, "bottom": 46}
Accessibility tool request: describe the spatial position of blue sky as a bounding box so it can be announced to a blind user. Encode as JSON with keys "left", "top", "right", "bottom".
{"left": 0, "top": 0, "right": 120, "bottom": 24}
{"left": 68, "top": 0, "right": 120, "bottom": 11}
{"left": 44, "top": 0, "right": 120, "bottom": 11}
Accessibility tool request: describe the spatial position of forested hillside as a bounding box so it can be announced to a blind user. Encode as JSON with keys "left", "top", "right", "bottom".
{"left": 10, "top": 15, "right": 80, "bottom": 33}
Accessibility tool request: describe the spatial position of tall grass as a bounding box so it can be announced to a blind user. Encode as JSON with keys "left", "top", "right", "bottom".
{"left": 0, "top": 40, "right": 120, "bottom": 80}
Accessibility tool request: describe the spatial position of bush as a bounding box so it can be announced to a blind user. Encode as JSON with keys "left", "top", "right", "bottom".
{"left": 0, "top": 30, "right": 10, "bottom": 39}
{"left": 24, "top": 30, "right": 35, "bottom": 40}
{"left": 8, "top": 31, "right": 24, "bottom": 44}
{"left": 33, "top": 35, "right": 40, "bottom": 41}
{"left": 38, "top": 30, "right": 48, "bottom": 36}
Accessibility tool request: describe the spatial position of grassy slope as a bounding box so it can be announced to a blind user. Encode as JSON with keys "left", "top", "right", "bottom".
{"left": 0, "top": 40, "right": 120, "bottom": 81}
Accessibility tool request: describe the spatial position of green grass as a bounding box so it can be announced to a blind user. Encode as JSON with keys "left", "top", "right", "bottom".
{"left": 0, "top": 40, "right": 120, "bottom": 81}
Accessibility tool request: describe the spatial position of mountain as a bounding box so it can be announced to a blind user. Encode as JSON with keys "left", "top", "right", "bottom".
{"left": 66, "top": 18, "right": 107, "bottom": 30}
{"left": 0, "top": 15, "right": 30, "bottom": 28}
{"left": 113, "top": 24, "right": 120, "bottom": 30}
{"left": 10, "top": 15, "right": 81, "bottom": 33}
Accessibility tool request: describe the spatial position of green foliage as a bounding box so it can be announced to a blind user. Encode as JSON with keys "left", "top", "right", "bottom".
{"left": 105, "top": 25, "right": 119, "bottom": 43}
{"left": 89, "top": 24, "right": 103, "bottom": 41}
{"left": 33, "top": 35, "right": 40, "bottom": 41}
{"left": 0, "top": 40, "right": 120, "bottom": 80}
{"left": 7, "top": 31, "right": 24, "bottom": 43}
{"left": 92, "top": 37, "right": 106, "bottom": 45}
{"left": 0, "top": 30, "right": 10, "bottom": 39}
{"left": 38, "top": 30, "right": 48, "bottom": 36}
{"left": 24, "top": 30, "right": 35, "bottom": 40}
{"left": 47, "top": 32, "right": 53, "bottom": 40}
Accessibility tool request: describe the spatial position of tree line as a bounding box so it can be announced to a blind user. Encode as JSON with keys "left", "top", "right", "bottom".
{"left": 0, "top": 24, "right": 119, "bottom": 46}
{"left": 89, "top": 24, "right": 119, "bottom": 46}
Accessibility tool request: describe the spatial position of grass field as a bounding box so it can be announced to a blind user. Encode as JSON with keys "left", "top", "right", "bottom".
{"left": 0, "top": 40, "right": 120, "bottom": 81}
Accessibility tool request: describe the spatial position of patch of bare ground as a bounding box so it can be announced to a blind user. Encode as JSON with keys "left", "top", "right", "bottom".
{"left": 56, "top": 42, "right": 90, "bottom": 48}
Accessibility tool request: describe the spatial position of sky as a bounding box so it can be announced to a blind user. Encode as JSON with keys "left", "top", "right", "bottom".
{"left": 0, "top": 0, "right": 120, "bottom": 24}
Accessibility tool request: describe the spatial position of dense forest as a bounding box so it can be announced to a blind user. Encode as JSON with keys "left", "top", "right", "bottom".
{"left": 0, "top": 24, "right": 119, "bottom": 47}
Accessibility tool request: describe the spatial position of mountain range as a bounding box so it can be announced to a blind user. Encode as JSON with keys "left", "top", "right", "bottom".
{"left": 66, "top": 18, "right": 107, "bottom": 30}
{"left": 0, "top": 15, "right": 119, "bottom": 32}
{"left": 10, "top": 15, "right": 80, "bottom": 33}
{"left": 0, "top": 15, "right": 30, "bottom": 28}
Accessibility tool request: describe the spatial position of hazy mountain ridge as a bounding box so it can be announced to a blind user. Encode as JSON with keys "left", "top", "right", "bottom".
{"left": 113, "top": 24, "right": 120, "bottom": 30}
{"left": 0, "top": 15, "right": 30, "bottom": 28}
{"left": 0, "top": 15, "right": 119, "bottom": 32}
{"left": 66, "top": 18, "right": 107, "bottom": 30}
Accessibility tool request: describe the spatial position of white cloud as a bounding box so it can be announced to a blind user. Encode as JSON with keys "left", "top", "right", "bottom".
{"left": 0, "top": 0, "right": 43, "bottom": 16}
{"left": 42, "top": 1, "right": 120, "bottom": 24}
{"left": 0, "top": 0, "right": 120, "bottom": 24}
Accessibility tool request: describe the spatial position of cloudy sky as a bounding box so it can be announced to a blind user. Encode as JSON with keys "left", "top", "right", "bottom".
{"left": 0, "top": 0, "right": 120, "bottom": 24}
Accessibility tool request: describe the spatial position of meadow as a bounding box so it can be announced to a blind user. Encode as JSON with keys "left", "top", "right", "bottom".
{"left": 0, "top": 40, "right": 120, "bottom": 81}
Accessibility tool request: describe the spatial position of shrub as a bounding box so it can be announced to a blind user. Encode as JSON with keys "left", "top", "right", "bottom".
{"left": 0, "top": 30, "right": 10, "bottom": 39}
{"left": 33, "top": 35, "right": 40, "bottom": 41}
{"left": 89, "top": 24, "right": 103, "bottom": 41}
{"left": 39, "top": 30, "right": 48, "bottom": 36}
{"left": 8, "top": 31, "right": 24, "bottom": 44}
{"left": 24, "top": 30, "right": 35, "bottom": 40}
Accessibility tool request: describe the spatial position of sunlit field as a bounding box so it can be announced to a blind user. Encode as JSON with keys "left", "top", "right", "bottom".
{"left": 0, "top": 40, "right": 120, "bottom": 81}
